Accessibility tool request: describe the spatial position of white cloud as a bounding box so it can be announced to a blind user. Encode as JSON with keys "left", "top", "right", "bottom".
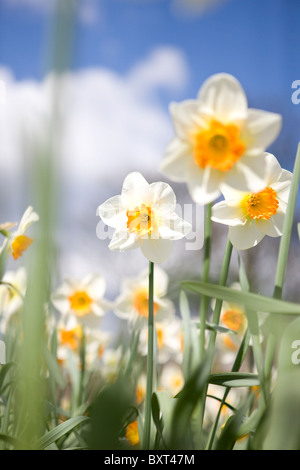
{"left": 0, "top": 46, "right": 201, "bottom": 306}
{"left": 0, "top": 46, "right": 189, "bottom": 212}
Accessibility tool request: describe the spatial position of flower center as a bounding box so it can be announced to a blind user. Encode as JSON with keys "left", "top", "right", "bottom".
{"left": 156, "top": 325, "right": 164, "bottom": 349}
{"left": 68, "top": 290, "right": 93, "bottom": 316}
{"left": 126, "top": 204, "right": 154, "bottom": 236}
{"left": 244, "top": 187, "right": 279, "bottom": 220}
{"left": 60, "top": 326, "right": 82, "bottom": 351}
{"left": 125, "top": 420, "right": 139, "bottom": 447}
{"left": 10, "top": 235, "right": 33, "bottom": 260}
{"left": 223, "top": 335, "right": 239, "bottom": 351}
{"left": 133, "top": 288, "right": 159, "bottom": 318}
{"left": 193, "top": 119, "right": 245, "bottom": 172}
{"left": 222, "top": 309, "right": 245, "bottom": 332}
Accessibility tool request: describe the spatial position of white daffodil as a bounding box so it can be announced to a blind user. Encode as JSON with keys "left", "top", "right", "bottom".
{"left": 0, "top": 267, "right": 27, "bottom": 331}
{"left": 139, "top": 315, "right": 183, "bottom": 364}
{"left": 84, "top": 329, "right": 112, "bottom": 369}
{"left": 114, "top": 265, "right": 175, "bottom": 328}
{"left": 0, "top": 340, "right": 5, "bottom": 364}
{"left": 160, "top": 73, "right": 282, "bottom": 205}
{"left": 98, "top": 172, "right": 191, "bottom": 264}
{"left": 211, "top": 152, "right": 292, "bottom": 250}
{"left": 56, "top": 322, "right": 84, "bottom": 366}
{"left": 0, "top": 206, "right": 39, "bottom": 261}
{"left": 212, "top": 283, "right": 248, "bottom": 365}
{"left": 100, "top": 346, "right": 129, "bottom": 382}
{"left": 159, "top": 362, "right": 184, "bottom": 397}
{"left": 51, "top": 272, "right": 111, "bottom": 330}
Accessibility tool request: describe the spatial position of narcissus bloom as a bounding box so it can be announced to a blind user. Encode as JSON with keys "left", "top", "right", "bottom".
{"left": 125, "top": 420, "right": 140, "bottom": 447}
{"left": 98, "top": 172, "right": 191, "bottom": 263}
{"left": 211, "top": 153, "right": 292, "bottom": 250}
{"left": 160, "top": 73, "right": 282, "bottom": 204}
{"left": 159, "top": 362, "right": 184, "bottom": 397}
{"left": 51, "top": 273, "right": 111, "bottom": 329}
{"left": 0, "top": 267, "right": 27, "bottom": 331}
{"left": 114, "top": 265, "right": 175, "bottom": 328}
{"left": 4, "top": 206, "right": 39, "bottom": 260}
{"left": 213, "top": 283, "right": 248, "bottom": 363}
{"left": 139, "top": 316, "right": 183, "bottom": 364}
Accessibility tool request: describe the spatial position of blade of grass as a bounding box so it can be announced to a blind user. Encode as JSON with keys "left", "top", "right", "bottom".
{"left": 182, "top": 281, "right": 300, "bottom": 315}
{"left": 34, "top": 416, "right": 90, "bottom": 450}
{"left": 264, "top": 143, "right": 300, "bottom": 391}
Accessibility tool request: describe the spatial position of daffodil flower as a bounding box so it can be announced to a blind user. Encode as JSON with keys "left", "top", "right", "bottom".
{"left": 114, "top": 265, "right": 175, "bottom": 328}
{"left": 98, "top": 172, "right": 191, "bottom": 263}
{"left": 139, "top": 316, "right": 183, "bottom": 364}
{"left": 0, "top": 267, "right": 27, "bottom": 331}
{"left": 0, "top": 206, "right": 39, "bottom": 261}
{"left": 51, "top": 273, "right": 111, "bottom": 330}
{"left": 160, "top": 73, "right": 282, "bottom": 204}
{"left": 159, "top": 362, "right": 184, "bottom": 397}
{"left": 211, "top": 153, "right": 292, "bottom": 250}
{"left": 125, "top": 420, "right": 140, "bottom": 447}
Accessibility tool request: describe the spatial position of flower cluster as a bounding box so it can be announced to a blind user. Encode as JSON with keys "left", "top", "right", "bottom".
{"left": 0, "top": 72, "right": 295, "bottom": 451}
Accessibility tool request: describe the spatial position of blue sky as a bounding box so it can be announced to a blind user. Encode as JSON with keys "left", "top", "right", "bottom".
{"left": 0, "top": 0, "right": 299, "bottom": 169}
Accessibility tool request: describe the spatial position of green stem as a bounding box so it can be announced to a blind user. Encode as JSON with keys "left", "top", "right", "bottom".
{"left": 264, "top": 143, "right": 300, "bottom": 389}
{"left": 198, "top": 236, "right": 233, "bottom": 446}
{"left": 206, "top": 328, "right": 251, "bottom": 450}
{"left": 199, "top": 203, "right": 212, "bottom": 360}
{"left": 142, "top": 261, "right": 154, "bottom": 450}
{"left": 78, "top": 327, "right": 86, "bottom": 409}
{"left": 207, "top": 237, "right": 233, "bottom": 353}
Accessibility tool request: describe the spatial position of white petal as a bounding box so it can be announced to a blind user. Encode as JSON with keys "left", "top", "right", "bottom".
{"left": 108, "top": 228, "right": 141, "bottom": 252}
{"left": 228, "top": 221, "right": 265, "bottom": 250}
{"left": 256, "top": 205, "right": 286, "bottom": 237}
{"left": 224, "top": 154, "right": 269, "bottom": 193}
{"left": 51, "top": 292, "right": 71, "bottom": 316}
{"left": 243, "top": 109, "right": 282, "bottom": 153}
{"left": 186, "top": 164, "right": 223, "bottom": 205}
{"left": 197, "top": 73, "right": 248, "bottom": 124}
{"left": 159, "top": 137, "right": 192, "bottom": 182}
{"left": 169, "top": 100, "right": 208, "bottom": 140}
{"left": 271, "top": 169, "right": 292, "bottom": 203}
{"left": 92, "top": 298, "right": 112, "bottom": 317}
{"left": 153, "top": 265, "right": 169, "bottom": 297}
{"left": 159, "top": 212, "right": 192, "bottom": 239}
{"left": 97, "top": 195, "right": 126, "bottom": 229}
{"left": 84, "top": 272, "right": 106, "bottom": 298}
{"left": 17, "top": 206, "right": 39, "bottom": 234}
{"left": 114, "top": 292, "right": 135, "bottom": 320}
{"left": 121, "top": 172, "right": 149, "bottom": 207}
{"left": 148, "top": 181, "right": 176, "bottom": 210}
{"left": 211, "top": 200, "right": 246, "bottom": 226}
{"left": 140, "top": 238, "right": 173, "bottom": 263}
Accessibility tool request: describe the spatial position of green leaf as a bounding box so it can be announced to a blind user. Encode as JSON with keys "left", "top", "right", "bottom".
{"left": 181, "top": 281, "right": 300, "bottom": 315}
{"left": 0, "top": 433, "right": 22, "bottom": 449}
{"left": 203, "top": 322, "right": 237, "bottom": 335}
{"left": 170, "top": 352, "right": 212, "bottom": 449}
{"left": 0, "top": 362, "right": 15, "bottom": 394}
{"left": 43, "top": 345, "right": 65, "bottom": 389}
{"left": 152, "top": 390, "right": 176, "bottom": 449}
{"left": 208, "top": 372, "right": 260, "bottom": 388}
{"left": 34, "top": 416, "right": 90, "bottom": 450}
{"left": 216, "top": 397, "right": 253, "bottom": 450}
